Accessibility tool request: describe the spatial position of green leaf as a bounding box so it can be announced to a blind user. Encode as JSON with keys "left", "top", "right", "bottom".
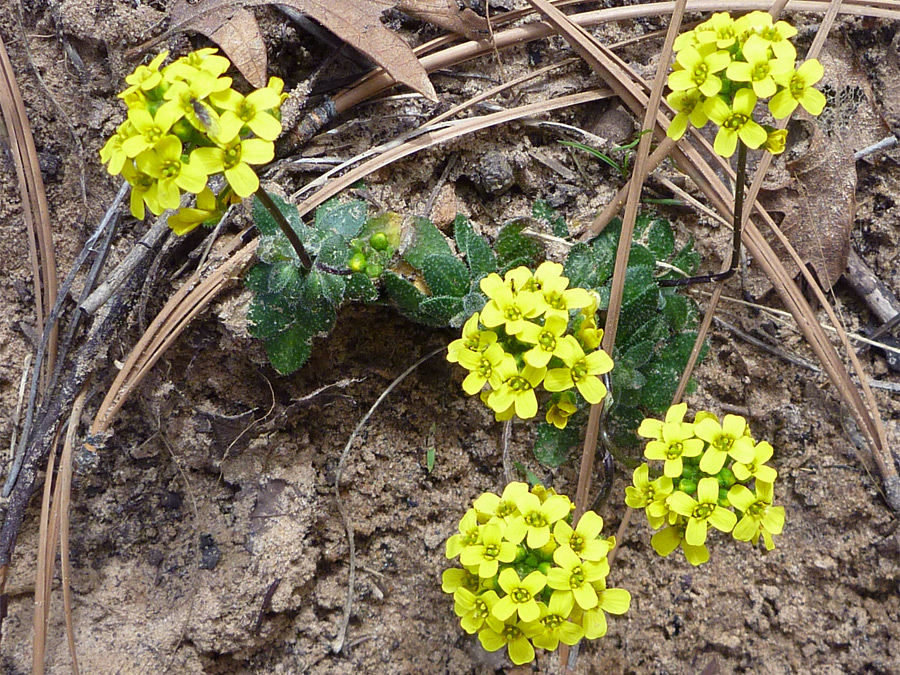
{"left": 639, "top": 332, "right": 707, "bottom": 412}
{"left": 663, "top": 293, "right": 689, "bottom": 332}
{"left": 345, "top": 272, "right": 380, "bottom": 303}
{"left": 247, "top": 293, "right": 295, "bottom": 339}
{"left": 462, "top": 290, "right": 488, "bottom": 318}
{"left": 360, "top": 212, "right": 402, "bottom": 249}
{"left": 532, "top": 200, "right": 568, "bottom": 237}
{"left": 402, "top": 216, "right": 453, "bottom": 269}
{"left": 264, "top": 323, "right": 313, "bottom": 375}
{"left": 621, "top": 340, "right": 655, "bottom": 369}
{"left": 669, "top": 238, "right": 701, "bottom": 277}
{"left": 244, "top": 262, "right": 271, "bottom": 295}
{"left": 646, "top": 216, "right": 675, "bottom": 258}
{"left": 267, "top": 261, "right": 305, "bottom": 299}
{"left": 314, "top": 197, "right": 367, "bottom": 237}
{"left": 422, "top": 254, "right": 471, "bottom": 298}
{"left": 453, "top": 214, "right": 497, "bottom": 280}
{"left": 563, "top": 243, "right": 597, "bottom": 289}
{"left": 533, "top": 423, "right": 580, "bottom": 468}
{"left": 384, "top": 271, "right": 428, "bottom": 315}
{"left": 495, "top": 220, "right": 543, "bottom": 273}
{"left": 419, "top": 296, "right": 464, "bottom": 327}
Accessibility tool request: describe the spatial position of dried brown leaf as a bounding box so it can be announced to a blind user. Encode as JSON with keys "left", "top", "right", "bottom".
{"left": 188, "top": 6, "right": 267, "bottom": 87}
{"left": 397, "top": 0, "right": 489, "bottom": 40}
{"left": 166, "top": 0, "right": 437, "bottom": 100}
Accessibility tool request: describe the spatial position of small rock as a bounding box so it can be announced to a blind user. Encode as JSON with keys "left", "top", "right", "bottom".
{"left": 471, "top": 150, "right": 515, "bottom": 196}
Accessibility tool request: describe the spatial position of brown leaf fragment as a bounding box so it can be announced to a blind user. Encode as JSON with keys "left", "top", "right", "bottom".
{"left": 190, "top": 6, "right": 268, "bottom": 87}
{"left": 165, "top": 0, "right": 437, "bottom": 101}
{"left": 396, "top": 0, "right": 489, "bottom": 41}
{"left": 746, "top": 119, "right": 855, "bottom": 298}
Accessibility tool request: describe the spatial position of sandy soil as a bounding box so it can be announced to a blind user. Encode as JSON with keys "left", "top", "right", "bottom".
{"left": 1, "top": 2, "right": 899, "bottom": 674}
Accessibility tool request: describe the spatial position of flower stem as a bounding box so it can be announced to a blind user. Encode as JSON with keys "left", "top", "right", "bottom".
{"left": 254, "top": 187, "right": 313, "bottom": 270}
{"left": 659, "top": 139, "right": 747, "bottom": 287}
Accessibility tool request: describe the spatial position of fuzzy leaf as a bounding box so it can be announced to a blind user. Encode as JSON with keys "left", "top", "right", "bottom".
{"left": 645, "top": 216, "right": 675, "bottom": 258}
{"left": 267, "top": 260, "right": 305, "bottom": 299}
{"left": 247, "top": 293, "right": 295, "bottom": 339}
{"left": 453, "top": 214, "right": 496, "bottom": 280}
{"left": 244, "top": 261, "right": 271, "bottom": 295}
{"left": 419, "top": 295, "right": 464, "bottom": 326}
{"left": 422, "top": 253, "right": 470, "bottom": 298}
{"left": 315, "top": 198, "right": 368, "bottom": 238}
{"left": 533, "top": 422, "right": 580, "bottom": 467}
{"left": 252, "top": 191, "right": 305, "bottom": 238}
{"left": 263, "top": 322, "right": 313, "bottom": 375}
{"left": 495, "top": 220, "right": 543, "bottom": 272}
{"left": 663, "top": 293, "right": 690, "bottom": 332}
{"left": 532, "top": 200, "right": 569, "bottom": 237}
{"left": 361, "top": 212, "right": 402, "bottom": 249}
{"left": 462, "top": 290, "right": 487, "bottom": 318}
{"left": 346, "top": 272, "right": 380, "bottom": 303}
{"left": 401, "top": 216, "right": 453, "bottom": 269}
{"left": 384, "top": 271, "right": 428, "bottom": 314}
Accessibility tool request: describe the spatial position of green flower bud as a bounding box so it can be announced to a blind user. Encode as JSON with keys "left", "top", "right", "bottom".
{"left": 514, "top": 545, "right": 527, "bottom": 563}
{"left": 369, "top": 231, "right": 390, "bottom": 251}
{"left": 717, "top": 467, "right": 736, "bottom": 487}
{"left": 537, "top": 561, "right": 552, "bottom": 576}
{"left": 524, "top": 554, "right": 538, "bottom": 568}
{"left": 718, "top": 487, "right": 730, "bottom": 507}
{"left": 365, "top": 263, "right": 383, "bottom": 278}
{"left": 678, "top": 478, "right": 697, "bottom": 495}
{"left": 349, "top": 252, "right": 367, "bottom": 272}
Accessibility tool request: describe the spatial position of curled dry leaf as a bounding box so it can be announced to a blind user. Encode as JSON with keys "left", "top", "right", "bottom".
{"left": 746, "top": 37, "right": 890, "bottom": 298}
{"left": 397, "top": 0, "right": 489, "bottom": 41}
{"left": 160, "top": 0, "right": 439, "bottom": 100}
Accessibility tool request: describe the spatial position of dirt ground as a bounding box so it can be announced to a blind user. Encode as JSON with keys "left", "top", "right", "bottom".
{"left": 1, "top": 2, "right": 899, "bottom": 674}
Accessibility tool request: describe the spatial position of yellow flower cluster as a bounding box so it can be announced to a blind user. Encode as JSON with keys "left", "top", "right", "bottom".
{"left": 442, "top": 482, "right": 630, "bottom": 666}
{"left": 447, "top": 262, "right": 613, "bottom": 426}
{"left": 625, "top": 403, "right": 785, "bottom": 565}
{"left": 667, "top": 11, "right": 826, "bottom": 157}
{"left": 99, "top": 49, "right": 286, "bottom": 233}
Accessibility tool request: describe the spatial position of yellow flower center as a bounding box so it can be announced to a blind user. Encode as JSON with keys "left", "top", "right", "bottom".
{"left": 693, "top": 503, "right": 715, "bottom": 520}
{"left": 160, "top": 158, "right": 181, "bottom": 180}
{"left": 507, "top": 375, "right": 532, "bottom": 393}
{"left": 568, "top": 566, "right": 586, "bottom": 589}
{"left": 571, "top": 360, "right": 589, "bottom": 382}
{"left": 134, "top": 173, "right": 154, "bottom": 190}
{"left": 789, "top": 75, "right": 806, "bottom": 98}
{"left": 501, "top": 625, "right": 523, "bottom": 641}
{"left": 504, "top": 305, "right": 523, "bottom": 322}
{"left": 666, "top": 442, "right": 683, "bottom": 459}
{"left": 511, "top": 587, "right": 533, "bottom": 604}
{"left": 723, "top": 114, "right": 749, "bottom": 131}
{"left": 236, "top": 100, "right": 257, "bottom": 124}
{"left": 747, "top": 500, "right": 767, "bottom": 519}
{"left": 524, "top": 511, "right": 547, "bottom": 529}
{"left": 751, "top": 63, "right": 771, "bottom": 81}
{"left": 569, "top": 533, "right": 585, "bottom": 554}
{"left": 497, "top": 501, "right": 516, "bottom": 518}
{"left": 542, "top": 614, "right": 563, "bottom": 630}
{"left": 145, "top": 126, "right": 164, "bottom": 143}
{"left": 476, "top": 358, "right": 494, "bottom": 378}
{"left": 691, "top": 63, "right": 710, "bottom": 85}
{"left": 538, "top": 331, "right": 556, "bottom": 351}
{"left": 714, "top": 435, "right": 734, "bottom": 452}
{"left": 545, "top": 291, "right": 566, "bottom": 310}
{"left": 223, "top": 143, "right": 242, "bottom": 170}
{"left": 472, "top": 598, "right": 490, "bottom": 620}
{"left": 483, "top": 543, "right": 500, "bottom": 561}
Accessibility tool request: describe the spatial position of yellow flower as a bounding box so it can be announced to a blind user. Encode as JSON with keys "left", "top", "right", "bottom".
{"left": 158, "top": 70, "right": 225, "bottom": 134}
{"left": 478, "top": 614, "right": 540, "bottom": 666}
{"left": 121, "top": 106, "right": 180, "bottom": 158}
{"left": 505, "top": 491, "right": 572, "bottom": 549}
{"left": 666, "top": 477, "right": 737, "bottom": 546}
{"left": 119, "top": 51, "right": 168, "bottom": 98}
{"left": 446, "top": 311, "right": 497, "bottom": 364}
{"left": 727, "top": 481, "right": 785, "bottom": 550}
{"left": 517, "top": 314, "right": 570, "bottom": 368}
{"left": 478, "top": 273, "right": 541, "bottom": 335}
{"left": 543, "top": 336, "right": 613, "bottom": 404}
{"left": 739, "top": 11, "right": 798, "bottom": 60}
{"left": 446, "top": 508, "right": 481, "bottom": 559}
{"left": 763, "top": 127, "right": 788, "bottom": 154}
{"left": 211, "top": 83, "right": 283, "bottom": 141}
{"left": 99, "top": 121, "right": 135, "bottom": 176}
{"left": 545, "top": 392, "right": 577, "bottom": 430}
{"left": 695, "top": 12, "right": 739, "bottom": 49}
{"left": 492, "top": 568, "right": 547, "bottom": 623}
{"left": 704, "top": 88, "right": 768, "bottom": 157}
{"left": 486, "top": 355, "right": 546, "bottom": 419}
{"left": 624, "top": 463, "right": 673, "bottom": 529}
{"left": 121, "top": 161, "right": 163, "bottom": 220}
{"left": 454, "top": 588, "right": 499, "bottom": 634}
{"left": 457, "top": 343, "right": 505, "bottom": 396}
{"left": 650, "top": 515, "right": 709, "bottom": 565}
{"left": 167, "top": 186, "right": 218, "bottom": 236}
{"left": 576, "top": 580, "right": 631, "bottom": 639}
{"left": 725, "top": 34, "right": 793, "bottom": 98}
{"left": 459, "top": 521, "right": 517, "bottom": 578}
{"left": 192, "top": 131, "right": 275, "bottom": 198}
{"left": 534, "top": 264, "right": 592, "bottom": 321}
{"left": 732, "top": 440, "right": 778, "bottom": 483}
{"left": 668, "top": 43, "right": 731, "bottom": 98}
{"left": 552, "top": 510, "right": 611, "bottom": 561}
{"left": 666, "top": 88, "right": 709, "bottom": 141}
{"left": 136, "top": 136, "right": 210, "bottom": 210}
{"left": 644, "top": 421, "right": 704, "bottom": 478}
{"left": 769, "top": 60, "right": 826, "bottom": 118}
{"left": 637, "top": 402, "right": 689, "bottom": 441}
{"left": 694, "top": 413, "right": 756, "bottom": 473}
{"left": 472, "top": 482, "right": 529, "bottom": 522}
{"left": 546, "top": 545, "right": 607, "bottom": 611}
{"left": 531, "top": 593, "right": 584, "bottom": 651}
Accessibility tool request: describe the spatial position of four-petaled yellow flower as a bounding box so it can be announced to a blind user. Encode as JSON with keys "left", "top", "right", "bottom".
{"left": 650, "top": 515, "right": 710, "bottom": 566}
{"left": 506, "top": 491, "right": 572, "bottom": 549}
{"left": 644, "top": 421, "right": 705, "bottom": 478}
{"left": 544, "top": 336, "right": 613, "bottom": 404}
{"left": 694, "top": 413, "right": 756, "bottom": 473}
{"left": 459, "top": 521, "right": 517, "bottom": 578}
{"left": 624, "top": 463, "right": 673, "bottom": 529}
{"left": 166, "top": 186, "right": 219, "bottom": 236}
{"left": 728, "top": 481, "right": 785, "bottom": 550}
{"left": 666, "top": 477, "right": 738, "bottom": 546}
{"left": 531, "top": 593, "right": 584, "bottom": 651}
{"left": 704, "top": 88, "right": 768, "bottom": 157}
{"left": 478, "top": 614, "right": 540, "bottom": 666}
{"left": 487, "top": 356, "right": 546, "bottom": 419}
{"left": 492, "top": 568, "right": 547, "bottom": 623}
{"left": 668, "top": 44, "right": 731, "bottom": 98}
{"left": 446, "top": 312, "right": 496, "bottom": 364}
{"left": 770, "top": 59, "right": 827, "bottom": 118}
{"left": 553, "top": 510, "right": 611, "bottom": 561}
{"left": 445, "top": 508, "right": 481, "bottom": 559}
{"left": 732, "top": 440, "right": 778, "bottom": 483}
{"left": 546, "top": 545, "right": 608, "bottom": 611}
{"left": 545, "top": 392, "right": 577, "bottom": 429}
{"left": 479, "top": 273, "right": 541, "bottom": 335}
{"left": 577, "top": 579, "right": 632, "bottom": 639}
{"left": 725, "top": 34, "right": 793, "bottom": 99}
{"left": 454, "top": 588, "right": 500, "bottom": 634}
{"left": 458, "top": 343, "right": 505, "bottom": 396}
{"left": 473, "top": 481, "right": 529, "bottom": 522}
{"left": 136, "top": 136, "right": 210, "bottom": 210}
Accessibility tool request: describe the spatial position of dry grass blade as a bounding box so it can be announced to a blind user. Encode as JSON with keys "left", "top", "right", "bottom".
{"left": 0, "top": 32, "right": 58, "bottom": 378}
{"left": 33, "top": 429, "right": 59, "bottom": 674}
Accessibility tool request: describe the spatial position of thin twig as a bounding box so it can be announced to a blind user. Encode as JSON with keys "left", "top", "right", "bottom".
{"left": 332, "top": 346, "right": 444, "bottom": 655}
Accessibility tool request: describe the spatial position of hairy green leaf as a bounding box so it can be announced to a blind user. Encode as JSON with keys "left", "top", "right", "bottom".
{"left": 402, "top": 216, "right": 453, "bottom": 269}
{"left": 264, "top": 323, "right": 313, "bottom": 375}
{"left": 495, "top": 219, "right": 543, "bottom": 272}
{"left": 533, "top": 422, "right": 580, "bottom": 467}
{"left": 453, "top": 214, "right": 497, "bottom": 280}
{"left": 315, "top": 197, "right": 367, "bottom": 238}
{"left": 532, "top": 200, "right": 568, "bottom": 238}
{"left": 423, "top": 253, "right": 471, "bottom": 298}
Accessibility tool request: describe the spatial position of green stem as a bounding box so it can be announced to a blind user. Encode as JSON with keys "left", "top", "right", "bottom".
{"left": 254, "top": 187, "right": 312, "bottom": 270}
